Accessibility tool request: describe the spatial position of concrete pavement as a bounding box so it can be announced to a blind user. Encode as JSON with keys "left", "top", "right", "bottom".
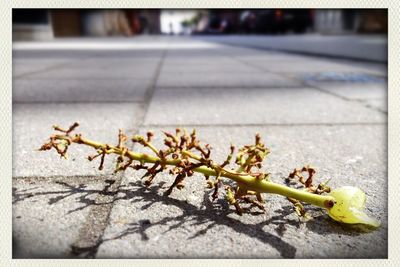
{"left": 12, "top": 36, "right": 387, "bottom": 258}
{"left": 198, "top": 34, "right": 387, "bottom": 62}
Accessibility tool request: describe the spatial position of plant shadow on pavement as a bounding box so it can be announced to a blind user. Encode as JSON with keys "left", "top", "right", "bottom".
{"left": 12, "top": 176, "right": 368, "bottom": 259}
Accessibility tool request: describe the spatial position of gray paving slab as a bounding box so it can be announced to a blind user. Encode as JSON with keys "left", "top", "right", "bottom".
{"left": 196, "top": 35, "right": 387, "bottom": 62}
{"left": 13, "top": 49, "right": 165, "bottom": 60}
{"left": 217, "top": 47, "right": 387, "bottom": 77}
{"left": 144, "top": 88, "right": 386, "bottom": 126}
{"left": 24, "top": 63, "right": 158, "bottom": 79}
{"left": 161, "top": 61, "right": 262, "bottom": 73}
{"left": 165, "top": 50, "right": 225, "bottom": 58}
{"left": 96, "top": 125, "right": 387, "bottom": 258}
{"left": 79, "top": 58, "right": 161, "bottom": 65}
{"left": 310, "top": 82, "right": 387, "bottom": 100}
{"left": 220, "top": 50, "right": 323, "bottom": 62}
{"left": 363, "top": 99, "right": 387, "bottom": 113}
{"left": 13, "top": 103, "right": 144, "bottom": 177}
{"left": 163, "top": 57, "right": 237, "bottom": 65}
{"left": 13, "top": 78, "right": 151, "bottom": 103}
{"left": 246, "top": 59, "right": 386, "bottom": 76}
{"left": 13, "top": 58, "right": 77, "bottom": 77}
{"left": 156, "top": 72, "right": 302, "bottom": 88}
{"left": 12, "top": 175, "right": 112, "bottom": 258}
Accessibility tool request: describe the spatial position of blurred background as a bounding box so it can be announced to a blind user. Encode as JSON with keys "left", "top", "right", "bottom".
{"left": 13, "top": 9, "right": 387, "bottom": 39}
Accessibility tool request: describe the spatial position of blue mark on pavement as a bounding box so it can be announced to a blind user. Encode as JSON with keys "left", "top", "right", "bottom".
{"left": 303, "top": 72, "right": 386, "bottom": 83}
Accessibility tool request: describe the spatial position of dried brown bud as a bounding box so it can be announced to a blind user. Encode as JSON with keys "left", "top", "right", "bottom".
{"left": 67, "top": 122, "right": 80, "bottom": 134}
{"left": 230, "top": 144, "right": 235, "bottom": 154}
{"left": 38, "top": 143, "right": 52, "bottom": 151}
{"left": 132, "top": 135, "right": 144, "bottom": 143}
{"left": 255, "top": 133, "right": 261, "bottom": 145}
{"left": 146, "top": 131, "right": 154, "bottom": 142}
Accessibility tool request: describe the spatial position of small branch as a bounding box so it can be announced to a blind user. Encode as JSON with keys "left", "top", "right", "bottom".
{"left": 40, "top": 123, "right": 336, "bottom": 216}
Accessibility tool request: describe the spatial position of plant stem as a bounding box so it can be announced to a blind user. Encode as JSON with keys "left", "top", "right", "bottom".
{"left": 74, "top": 135, "right": 335, "bottom": 209}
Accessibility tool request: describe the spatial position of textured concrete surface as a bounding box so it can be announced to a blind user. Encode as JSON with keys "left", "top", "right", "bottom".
{"left": 157, "top": 72, "right": 302, "bottom": 88}
{"left": 309, "top": 82, "right": 387, "bottom": 113}
{"left": 211, "top": 45, "right": 387, "bottom": 77}
{"left": 12, "top": 36, "right": 388, "bottom": 259}
{"left": 12, "top": 58, "right": 76, "bottom": 78}
{"left": 13, "top": 78, "right": 151, "bottom": 103}
{"left": 311, "top": 82, "right": 387, "bottom": 100}
{"left": 96, "top": 125, "right": 387, "bottom": 258}
{"left": 247, "top": 59, "right": 386, "bottom": 75}
{"left": 144, "top": 88, "right": 386, "bottom": 125}
{"left": 25, "top": 62, "right": 158, "bottom": 79}
{"left": 12, "top": 175, "right": 111, "bottom": 258}
{"left": 197, "top": 35, "right": 387, "bottom": 62}
{"left": 363, "top": 99, "right": 388, "bottom": 113}
{"left": 13, "top": 103, "right": 144, "bottom": 177}
{"left": 161, "top": 61, "right": 261, "bottom": 73}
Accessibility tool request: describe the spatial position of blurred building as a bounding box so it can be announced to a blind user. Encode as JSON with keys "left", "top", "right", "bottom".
{"left": 160, "top": 10, "right": 199, "bottom": 35}
{"left": 195, "top": 9, "right": 386, "bottom": 35}
{"left": 12, "top": 9, "right": 387, "bottom": 41}
{"left": 314, "top": 9, "right": 387, "bottom": 34}
{"left": 13, "top": 9, "right": 161, "bottom": 40}
{"left": 13, "top": 9, "right": 53, "bottom": 41}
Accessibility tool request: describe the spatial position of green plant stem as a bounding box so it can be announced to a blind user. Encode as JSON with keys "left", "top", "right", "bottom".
{"left": 74, "top": 135, "right": 335, "bottom": 209}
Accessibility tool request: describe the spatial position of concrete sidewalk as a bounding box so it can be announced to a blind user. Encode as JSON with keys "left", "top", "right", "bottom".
{"left": 197, "top": 34, "right": 388, "bottom": 62}
{"left": 12, "top": 36, "right": 387, "bottom": 259}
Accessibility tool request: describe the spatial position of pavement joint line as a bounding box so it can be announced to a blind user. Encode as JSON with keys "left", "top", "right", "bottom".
{"left": 213, "top": 45, "right": 277, "bottom": 75}
{"left": 70, "top": 172, "right": 124, "bottom": 258}
{"left": 359, "top": 101, "right": 388, "bottom": 114}
{"left": 155, "top": 85, "right": 309, "bottom": 90}
{"left": 12, "top": 55, "right": 95, "bottom": 79}
{"left": 67, "top": 126, "right": 143, "bottom": 258}
{"left": 13, "top": 100, "right": 147, "bottom": 105}
{"left": 143, "top": 122, "right": 387, "bottom": 128}
{"left": 304, "top": 83, "right": 388, "bottom": 115}
{"left": 69, "top": 46, "right": 167, "bottom": 258}
{"left": 336, "top": 97, "right": 388, "bottom": 114}
{"left": 14, "top": 77, "right": 156, "bottom": 81}
{"left": 140, "top": 44, "right": 168, "bottom": 126}
{"left": 217, "top": 50, "right": 307, "bottom": 86}
{"left": 73, "top": 138, "right": 181, "bottom": 257}
{"left": 11, "top": 158, "right": 135, "bottom": 259}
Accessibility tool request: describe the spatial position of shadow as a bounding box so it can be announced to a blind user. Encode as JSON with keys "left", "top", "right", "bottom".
{"left": 91, "top": 180, "right": 295, "bottom": 258}
{"left": 12, "top": 178, "right": 370, "bottom": 258}
{"left": 13, "top": 178, "right": 117, "bottom": 214}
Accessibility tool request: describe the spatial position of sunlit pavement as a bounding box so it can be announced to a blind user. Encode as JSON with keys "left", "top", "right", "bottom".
{"left": 12, "top": 36, "right": 387, "bottom": 258}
